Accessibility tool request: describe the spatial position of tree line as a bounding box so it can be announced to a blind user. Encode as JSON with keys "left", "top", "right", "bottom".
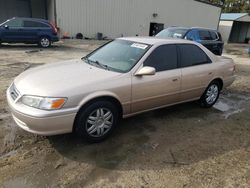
{"left": 202, "top": 0, "right": 250, "bottom": 13}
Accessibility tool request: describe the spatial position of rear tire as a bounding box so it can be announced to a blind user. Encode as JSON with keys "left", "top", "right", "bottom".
{"left": 39, "top": 36, "right": 51, "bottom": 48}
{"left": 200, "top": 81, "right": 221, "bottom": 108}
{"left": 74, "top": 101, "right": 119, "bottom": 143}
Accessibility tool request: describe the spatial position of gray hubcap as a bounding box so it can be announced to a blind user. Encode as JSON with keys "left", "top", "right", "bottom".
{"left": 206, "top": 84, "right": 219, "bottom": 105}
{"left": 40, "top": 38, "right": 50, "bottom": 47}
{"left": 85, "top": 108, "right": 113, "bottom": 137}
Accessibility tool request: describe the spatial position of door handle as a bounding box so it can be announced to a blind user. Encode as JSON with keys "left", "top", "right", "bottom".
{"left": 172, "top": 78, "right": 178, "bottom": 82}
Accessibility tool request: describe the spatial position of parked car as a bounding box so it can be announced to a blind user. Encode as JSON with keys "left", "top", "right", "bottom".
{"left": 0, "top": 17, "right": 59, "bottom": 48}
{"left": 156, "top": 27, "right": 224, "bottom": 55}
{"left": 7, "top": 37, "right": 235, "bottom": 142}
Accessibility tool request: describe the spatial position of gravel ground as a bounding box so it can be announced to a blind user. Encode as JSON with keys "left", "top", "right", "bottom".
{"left": 0, "top": 41, "right": 249, "bottom": 188}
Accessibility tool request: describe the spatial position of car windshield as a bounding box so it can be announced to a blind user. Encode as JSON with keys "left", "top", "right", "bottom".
{"left": 156, "top": 28, "right": 188, "bottom": 39}
{"left": 83, "top": 39, "right": 150, "bottom": 73}
{"left": 0, "top": 20, "right": 8, "bottom": 26}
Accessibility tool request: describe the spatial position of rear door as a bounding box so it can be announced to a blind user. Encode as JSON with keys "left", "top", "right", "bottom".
{"left": 178, "top": 44, "right": 214, "bottom": 101}
{"left": 1, "top": 18, "right": 24, "bottom": 42}
{"left": 131, "top": 44, "right": 181, "bottom": 113}
{"left": 23, "top": 20, "right": 51, "bottom": 42}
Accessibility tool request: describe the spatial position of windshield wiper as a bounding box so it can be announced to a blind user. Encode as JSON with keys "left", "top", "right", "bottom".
{"left": 93, "top": 60, "right": 110, "bottom": 70}
{"left": 82, "top": 57, "right": 110, "bottom": 70}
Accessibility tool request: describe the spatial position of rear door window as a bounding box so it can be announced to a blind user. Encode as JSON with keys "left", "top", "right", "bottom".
{"left": 144, "top": 45, "right": 178, "bottom": 72}
{"left": 178, "top": 44, "right": 211, "bottom": 68}
{"left": 23, "top": 20, "right": 49, "bottom": 28}
{"left": 198, "top": 30, "right": 212, "bottom": 40}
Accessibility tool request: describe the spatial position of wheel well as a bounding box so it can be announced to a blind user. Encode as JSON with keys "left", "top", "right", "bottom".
{"left": 212, "top": 78, "right": 223, "bottom": 90}
{"left": 73, "top": 96, "right": 123, "bottom": 131}
{"left": 40, "top": 35, "right": 51, "bottom": 40}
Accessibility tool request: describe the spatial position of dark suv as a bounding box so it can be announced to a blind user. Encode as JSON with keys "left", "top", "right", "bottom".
{"left": 156, "top": 27, "right": 224, "bottom": 55}
{"left": 0, "top": 17, "right": 59, "bottom": 48}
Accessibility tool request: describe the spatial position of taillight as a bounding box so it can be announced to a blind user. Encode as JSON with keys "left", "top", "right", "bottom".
{"left": 49, "top": 22, "right": 58, "bottom": 34}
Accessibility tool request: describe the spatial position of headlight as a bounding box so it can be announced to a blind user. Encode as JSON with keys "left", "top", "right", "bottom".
{"left": 21, "top": 95, "right": 67, "bottom": 110}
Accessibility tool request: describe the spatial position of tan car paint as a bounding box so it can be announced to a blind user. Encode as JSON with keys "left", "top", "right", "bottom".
{"left": 7, "top": 37, "right": 235, "bottom": 135}
{"left": 132, "top": 68, "right": 181, "bottom": 113}
{"left": 180, "top": 64, "right": 215, "bottom": 101}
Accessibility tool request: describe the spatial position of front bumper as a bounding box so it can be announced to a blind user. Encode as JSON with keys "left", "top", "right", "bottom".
{"left": 7, "top": 85, "right": 77, "bottom": 136}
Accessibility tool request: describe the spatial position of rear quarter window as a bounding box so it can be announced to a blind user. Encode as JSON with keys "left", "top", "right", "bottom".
{"left": 178, "top": 44, "right": 211, "bottom": 68}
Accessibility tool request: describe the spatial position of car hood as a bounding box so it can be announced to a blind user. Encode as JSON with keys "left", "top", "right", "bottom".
{"left": 14, "top": 59, "right": 122, "bottom": 96}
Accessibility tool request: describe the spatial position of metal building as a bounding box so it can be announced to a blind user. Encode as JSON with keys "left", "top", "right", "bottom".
{"left": 0, "top": 0, "right": 221, "bottom": 39}
{"left": 0, "top": 0, "right": 48, "bottom": 22}
{"left": 219, "top": 13, "right": 250, "bottom": 43}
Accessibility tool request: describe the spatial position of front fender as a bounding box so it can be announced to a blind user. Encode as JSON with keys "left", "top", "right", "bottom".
{"left": 78, "top": 90, "right": 122, "bottom": 108}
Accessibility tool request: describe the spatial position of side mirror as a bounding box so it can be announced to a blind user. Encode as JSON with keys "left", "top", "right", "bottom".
{"left": 4, "top": 25, "right": 9, "bottom": 29}
{"left": 135, "top": 66, "right": 156, "bottom": 76}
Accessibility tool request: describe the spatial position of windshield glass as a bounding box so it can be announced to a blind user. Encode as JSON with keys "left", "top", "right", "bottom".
{"left": 84, "top": 39, "right": 150, "bottom": 73}
{"left": 156, "top": 28, "right": 188, "bottom": 39}
{"left": 0, "top": 20, "right": 8, "bottom": 26}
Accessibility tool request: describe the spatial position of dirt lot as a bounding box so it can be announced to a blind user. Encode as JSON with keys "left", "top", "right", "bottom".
{"left": 0, "top": 41, "right": 249, "bottom": 188}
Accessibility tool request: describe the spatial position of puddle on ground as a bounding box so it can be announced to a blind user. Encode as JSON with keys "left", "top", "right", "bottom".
{"left": 224, "top": 109, "right": 244, "bottom": 119}
{"left": 213, "top": 93, "right": 249, "bottom": 119}
{"left": 213, "top": 101, "right": 232, "bottom": 112}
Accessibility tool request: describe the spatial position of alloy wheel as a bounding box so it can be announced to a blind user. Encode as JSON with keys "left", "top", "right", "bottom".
{"left": 85, "top": 108, "right": 113, "bottom": 137}
{"left": 205, "top": 84, "right": 219, "bottom": 105}
{"left": 40, "top": 38, "right": 50, "bottom": 48}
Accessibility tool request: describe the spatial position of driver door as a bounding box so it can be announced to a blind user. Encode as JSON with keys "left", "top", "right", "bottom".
{"left": 131, "top": 44, "right": 181, "bottom": 113}
{"left": 1, "top": 18, "right": 24, "bottom": 42}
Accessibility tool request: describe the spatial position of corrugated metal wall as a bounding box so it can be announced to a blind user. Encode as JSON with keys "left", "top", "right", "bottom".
{"left": 47, "top": 0, "right": 56, "bottom": 23}
{"left": 229, "top": 22, "right": 250, "bottom": 43}
{"left": 0, "top": 0, "right": 46, "bottom": 23}
{"left": 0, "top": 0, "right": 31, "bottom": 22}
{"left": 55, "top": 0, "right": 221, "bottom": 38}
{"left": 219, "top": 21, "right": 234, "bottom": 42}
{"left": 30, "top": 0, "right": 46, "bottom": 19}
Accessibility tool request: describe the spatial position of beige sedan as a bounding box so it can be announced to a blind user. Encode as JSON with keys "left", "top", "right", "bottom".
{"left": 7, "top": 37, "right": 235, "bottom": 142}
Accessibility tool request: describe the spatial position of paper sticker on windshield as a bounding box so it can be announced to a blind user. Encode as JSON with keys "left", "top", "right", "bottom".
{"left": 131, "top": 43, "right": 148, "bottom": 49}
{"left": 173, "top": 33, "right": 182, "bottom": 38}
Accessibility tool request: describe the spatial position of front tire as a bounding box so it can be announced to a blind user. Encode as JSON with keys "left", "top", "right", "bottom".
{"left": 39, "top": 36, "right": 51, "bottom": 48}
{"left": 200, "top": 81, "right": 221, "bottom": 108}
{"left": 74, "top": 101, "right": 119, "bottom": 142}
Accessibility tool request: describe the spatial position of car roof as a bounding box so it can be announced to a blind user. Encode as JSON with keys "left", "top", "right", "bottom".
{"left": 191, "top": 27, "right": 218, "bottom": 31}
{"left": 167, "top": 27, "right": 189, "bottom": 30}
{"left": 12, "top": 17, "right": 49, "bottom": 23}
{"left": 119, "top": 36, "right": 194, "bottom": 45}
{"left": 166, "top": 26, "right": 218, "bottom": 32}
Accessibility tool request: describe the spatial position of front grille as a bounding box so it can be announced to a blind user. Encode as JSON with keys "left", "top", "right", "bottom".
{"left": 9, "top": 84, "right": 20, "bottom": 101}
